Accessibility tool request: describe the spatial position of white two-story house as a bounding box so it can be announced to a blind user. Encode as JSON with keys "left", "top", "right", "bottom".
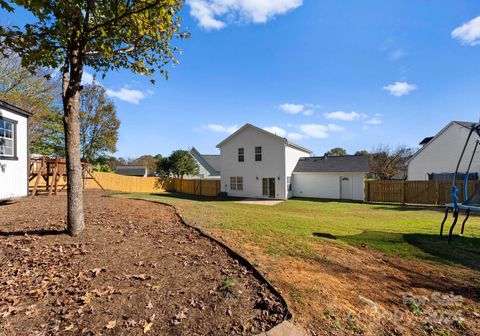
{"left": 217, "top": 124, "right": 312, "bottom": 199}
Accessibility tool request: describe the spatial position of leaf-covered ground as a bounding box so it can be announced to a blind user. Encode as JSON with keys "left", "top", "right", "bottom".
{"left": 0, "top": 191, "right": 286, "bottom": 335}
{"left": 120, "top": 193, "right": 480, "bottom": 336}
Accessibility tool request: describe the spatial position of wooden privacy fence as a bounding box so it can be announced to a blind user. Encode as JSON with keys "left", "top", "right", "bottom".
{"left": 173, "top": 178, "right": 221, "bottom": 197}
{"left": 365, "top": 180, "right": 479, "bottom": 205}
{"left": 86, "top": 171, "right": 220, "bottom": 196}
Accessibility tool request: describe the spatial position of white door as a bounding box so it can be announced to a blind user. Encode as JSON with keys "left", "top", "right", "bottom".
{"left": 340, "top": 176, "right": 353, "bottom": 200}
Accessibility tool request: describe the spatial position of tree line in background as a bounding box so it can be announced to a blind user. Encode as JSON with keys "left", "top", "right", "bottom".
{"left": 0, "top": 52, "right": 120, "bottom": 163}
{"left": 324, "top": 145, "right": 415, "bottom": 180}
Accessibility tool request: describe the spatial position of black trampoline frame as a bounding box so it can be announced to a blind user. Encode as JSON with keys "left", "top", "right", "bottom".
{"left": 440, "top": 122, "right": 480, "bottom": 243}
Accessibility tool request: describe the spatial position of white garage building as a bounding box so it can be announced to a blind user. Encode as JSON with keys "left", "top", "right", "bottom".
{"left": 0, "top": 100, "right": 31, "bottom": 200}
{"left": 292, "top": 156, "right": 369, "bottom": 201}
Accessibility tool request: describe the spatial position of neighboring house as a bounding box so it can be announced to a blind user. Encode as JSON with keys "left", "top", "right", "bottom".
{"left": 188, "top": 147, "right": 220, "bottom": 179}
{"left": 0, "top": 100, "right": 31, "bottom": 200}
{"left": 407, "top": 121, "right": 480, "bottom": 181}
{"left": 292, "top": 156, "right": 369, "bottom": 201}
{"left": 116, "top": 165, "right": 148, "bottom": 177}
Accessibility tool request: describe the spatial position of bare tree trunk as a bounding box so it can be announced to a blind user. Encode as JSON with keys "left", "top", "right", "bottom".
{"left": 62, "top": 48, "right": 85, "bottom": 236}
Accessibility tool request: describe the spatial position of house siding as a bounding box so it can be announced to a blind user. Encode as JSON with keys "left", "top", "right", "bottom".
{"left": 0, "top": 107, "right": 29, "bottom": 200}
{"left": 292, "top": 172, "right": 365, "bottom": 201}
{"left": 219, "top": 127, "right": 287, "bottom": 199}
{"left": 285, "top": 145, "right": 310, "bottom": 198}
{"left": 407, "top": 123, "right": 480, "bottom": 180}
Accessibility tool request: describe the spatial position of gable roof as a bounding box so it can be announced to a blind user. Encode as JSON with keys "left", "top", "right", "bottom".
{"left": 293, "top": 155, "right": 369, "bottom": 173}
{"left": 407, "top": 121, "right": 477, "bottom": 164}
{"left": 189, "top": 147, "right": 220, "bottom": 176}
{"left": 216, "top": 123, "right": 312, "bottom": 154}
{"left": 115, "top": 166, "right": 148, "bottom": 176}
{"left": 0, "top": 100, "right": 32, "bottom": 118}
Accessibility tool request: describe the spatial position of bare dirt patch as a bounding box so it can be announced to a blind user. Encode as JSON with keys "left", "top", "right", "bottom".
{"left": 0, "top": 191, "right": 286, "bottom": 335}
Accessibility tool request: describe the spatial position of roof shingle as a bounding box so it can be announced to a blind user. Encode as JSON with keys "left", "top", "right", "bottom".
{"left": 293, "top": 155, "right": 369, "bottom": 173}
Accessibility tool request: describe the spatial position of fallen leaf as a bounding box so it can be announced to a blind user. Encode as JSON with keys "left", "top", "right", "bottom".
{"left": 106, "top": 320, "right": 117, "bottom": 329}
{"left": 64, "top": 324, "right": 74, "bottom": 332}
{"left": 80, "top": 294, "right": 93, "bottom": 305}
{"left": 146, "top": 301, "right": 153, "bottom": 309}
{"left": 143, "top": 321, "right": 153, "bottom": 333}
{"left": 92, "top": 268, "right": 106, "bottom": 277}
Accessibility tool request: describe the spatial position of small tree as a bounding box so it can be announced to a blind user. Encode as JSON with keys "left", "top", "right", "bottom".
{"left": 369, "top": 145, "right": 413, "bottom": 180}
{"left": 157, "top": 150, "right": 199, "bottom": 179}
{"left": 131, "top": 154, "right": 162, "bottom": 173}
{"left": 325, "top": 147, "right": 348, "bottom": 156}
{"left": 1, "top": 0, "right": 185, "bottom": 236}
{"left": 80, "top": 83, "right": 120, "bottom": 163}
{"left": 354, "top": 150, "right": 369, "bottom": 156}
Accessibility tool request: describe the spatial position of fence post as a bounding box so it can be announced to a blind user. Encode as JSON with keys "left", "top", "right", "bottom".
{"left": 402, "top": 181, "right": 406, "bottom": 205}
{"left": 365, "top": 181, "right": 370, "bottom": 202}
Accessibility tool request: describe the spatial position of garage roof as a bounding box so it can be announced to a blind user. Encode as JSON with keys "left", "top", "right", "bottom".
{"left": 293, "top": 155, "right": 369, "bottom": 173}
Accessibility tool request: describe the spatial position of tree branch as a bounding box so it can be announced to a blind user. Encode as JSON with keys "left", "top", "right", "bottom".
{"left": 86, "top": 0, "right": 163, "bottom": 34}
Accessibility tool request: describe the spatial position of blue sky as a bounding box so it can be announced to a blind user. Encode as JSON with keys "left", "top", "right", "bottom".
{"left": 3, "top": 1, "right": 480, "bottom": 157}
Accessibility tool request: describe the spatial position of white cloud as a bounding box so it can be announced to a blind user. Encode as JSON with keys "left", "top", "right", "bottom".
{"left": 327, "top": 124, "right": 345, "bottom": 132}
{"left": 188, "top": 0, "right": 303, "bottom": 30}
{"left": 365, "top": 117, "right": 382, "bottom": 125}
{"left": 263, "top": 126, "right": 287, "bottom": 137}
{"left": 324, "top": 111, "right": 361, "bottom": 121}
{"left": 279, "top": 103, "right": 305, "bottom": 114}
{"left": 106, "top": 87, "right": 147, "bottom": 104}
{"left": 299, "top": 124, "right": 329, "bottom": 139}
{"left": 202, "top": 124, "right": 239, "bottom": 134}
{"left": 302, "top": 109, "right": 314, "bottom": 116}
{"left": 452, "top": 16, "right": 480, "bottom": 46}
{"left": 287, "top": 132, "right": 306, "bottom": 140}
{"left": 82, "top": 71, "right": 95, "bottom": 85}
{"left": 383, "top": 82, "right": 417, "bottom": 97}
{"left": 279, "top": 103, "right": 318, "bottom": 116}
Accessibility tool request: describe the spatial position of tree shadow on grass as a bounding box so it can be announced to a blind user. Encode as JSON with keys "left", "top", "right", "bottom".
{"left": 148, "top": 192, "right": 243, "bottom": 203}
{"left": 0, "top": 229, "right": 67, "bottom": 237}
{"left": 371, "top": 204, "right": 442, "bottom": 212}
{"left": 312, "top": 230, "right": 480, "bottom": 272}
{"left": 313, "top": 230, "right": 480, "bottom": 301}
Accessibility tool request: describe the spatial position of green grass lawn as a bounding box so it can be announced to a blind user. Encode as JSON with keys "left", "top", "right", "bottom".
{"left": 116, "top": 193, "right": 480, "bottom": 271}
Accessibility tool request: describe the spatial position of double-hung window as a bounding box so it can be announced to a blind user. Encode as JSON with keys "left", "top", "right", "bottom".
{"left": 238, "top": 148, "right": 244, "bottom": 162}
{"left": 255, "top": 146, "right": 262, "bottom": 161}
{"left": 230, "top": 176, "right": 243, "bottom": 191}
{"left": 0, "top": 118, "right": 15, "bottom": 158}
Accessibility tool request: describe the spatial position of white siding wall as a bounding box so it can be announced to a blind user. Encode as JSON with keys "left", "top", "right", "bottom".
{"left": 292, "top": 172, "right": 365, "bottom": 201}
{"left": 285, "top": 145, "right": 310, "bottom": 198}
{"left": 408, "top": 123, "right": 480, "bottom": 180}
{"left": 219, "top": 127, "right": 287, "bottom": 199}
{"left": 0, "top": 108, "right": 29, "bottom": 200}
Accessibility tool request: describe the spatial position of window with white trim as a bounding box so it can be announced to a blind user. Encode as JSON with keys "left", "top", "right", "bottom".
{"left": 287, "top": 176, "right": 292, "bottom": 191}
{"left": 255, "top": 146, "right": 262, "bottom": 161}
{"left": 238, "top": 147, "right": 244, "bottom": 162}
{"left": 230, "top": 176, "right": 243, "bottom": 191}
{"left": 0, "top": 118, "right": 15, "bottom": 157}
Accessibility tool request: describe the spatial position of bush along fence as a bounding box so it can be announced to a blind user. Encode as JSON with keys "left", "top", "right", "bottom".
{"left": 365, "top": 180, "right": 479, "bottom": 205}
{"left": 86, "top": 171, "right": 221, "bottom": 196}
